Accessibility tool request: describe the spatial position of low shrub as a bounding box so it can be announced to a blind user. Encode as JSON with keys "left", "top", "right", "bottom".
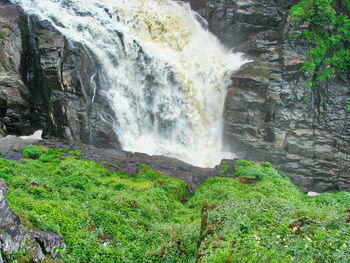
{"left": 0, "top": 146, "right": 348, "bottom": 262}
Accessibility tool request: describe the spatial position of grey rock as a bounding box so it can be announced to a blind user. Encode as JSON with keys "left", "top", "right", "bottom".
{"left": 202, "top": 1, "right": 350, "bottom": 192}
{"left": 0, "top": 2, "right": 120, "bottom": 148}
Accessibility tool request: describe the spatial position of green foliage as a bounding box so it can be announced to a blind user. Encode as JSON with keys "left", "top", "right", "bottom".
{"left": 0, "top": 31, "right": 9, "bottom": 40}
{"left": 290, "top": 0, "right": 350, "bottom": 87}
{"left": 0, "top": 147, "right": 349, "bottom": 262}
{"left": 22, "top": 145, "right": 48, "bottom": 159}
{"left": 220, "top": 161, "right": 230, "bottom": 175}
{"left": 234, "top": 160, "right": 282, "bottom": 179}
{"left": 68, "top": 149, "right": 83, "bottom": 157}
{"left": 0, "top": 152, "right": 4, "bottom": 158}
{"left": 188, "top": 175, "right": 350, "bottom": 263}
{"left": 0, "top": 24, "right": 12, "bottom": 30}
{"left": 0, "top": 148, "right": 192, "bottom": 262}
{"left": 346, "top": 98, "right": 350, "bottom": 112}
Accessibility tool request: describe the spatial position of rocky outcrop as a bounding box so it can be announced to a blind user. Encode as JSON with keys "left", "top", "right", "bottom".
{"left": 0, "top": 135, "right": 235, "bottom": 193}
{"left": 0, "top": 2, "right": 30, "bottom": 137}
{"left": 189, "top": 0, "right": 299, "bottom": 47}
{"left": 0, "top": 1, "right": 120, "bottom": 148}
{"left": 37, "top": 139, "right": 236, "bottom": 194}
{"left": 0, "top": 181, "right": 65, "bottom": 262}
{"left": 189, "top": 0, "right": 350, "bottom": 192}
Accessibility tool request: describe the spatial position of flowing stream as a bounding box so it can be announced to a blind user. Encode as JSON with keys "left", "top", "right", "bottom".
{"left": 12, "top": 0, "right": 247, "bottom": 167}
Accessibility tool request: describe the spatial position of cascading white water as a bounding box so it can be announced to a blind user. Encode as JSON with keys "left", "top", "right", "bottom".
{"left": 12, "top": 0, "right": 247, "bottom": 167}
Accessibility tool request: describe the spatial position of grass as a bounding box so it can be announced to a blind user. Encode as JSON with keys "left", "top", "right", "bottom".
{"left": 0, "top": 146, "right": 349, "bottom": 262}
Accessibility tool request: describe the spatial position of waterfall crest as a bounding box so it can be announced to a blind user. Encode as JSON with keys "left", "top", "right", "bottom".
{"left": 13, "top": 0, "right": 247, "bottom": 167}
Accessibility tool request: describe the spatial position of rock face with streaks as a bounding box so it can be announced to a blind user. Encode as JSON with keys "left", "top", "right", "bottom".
{"left": 189, "top": 0, "right": 349, "bottom": 192}
{"left": 0, "top": 1, "right": 120, "bottom": 148}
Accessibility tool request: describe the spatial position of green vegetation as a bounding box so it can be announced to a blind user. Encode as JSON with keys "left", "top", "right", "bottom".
{"left": 290, "top": 0, "right": 350, "bottom": 87}
{"left": 0, "top": 23, "right": 11, "bottom": 40}
{"left": 0, "top": 23, "right": 12, "bottom": 30}
{"left": 0, "top": 146, "right": 349, "bottom": 262}
{"left": 0, "top": 31, "right": 9, "bottom": 40}
{"left": 22, "top": 145, "right": 49, "bottom": 159}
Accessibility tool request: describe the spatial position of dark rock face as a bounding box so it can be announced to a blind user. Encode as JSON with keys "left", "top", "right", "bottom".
{"left": 189, "top": 0, "right": 350, "bottom": 192}
{"left": 0, "top": 181, "right": 65, "bottom": 262}
{"left": 0, "top": 3, "right": 30, "bottom": 136}
{"left": 0, "top": 2, "right": 120, "bottom": 148}
{"left": 189, "top": 0, "right": 299, "bottom": 47}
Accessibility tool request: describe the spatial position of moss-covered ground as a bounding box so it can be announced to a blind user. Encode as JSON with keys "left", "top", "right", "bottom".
{"left": 0, "top": 146, "right": 349, "bottom": 262}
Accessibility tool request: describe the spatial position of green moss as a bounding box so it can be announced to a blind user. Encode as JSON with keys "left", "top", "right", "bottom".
{"left": 0, "top": 147, "right": 349, "bottom": 262}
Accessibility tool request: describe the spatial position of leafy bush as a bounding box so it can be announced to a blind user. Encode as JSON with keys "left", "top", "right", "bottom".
{"left": 290, "top": 0, "right": 350, "bottom": 87}
{"left": 22, "top": 145, "right": 48, "bottom": 159}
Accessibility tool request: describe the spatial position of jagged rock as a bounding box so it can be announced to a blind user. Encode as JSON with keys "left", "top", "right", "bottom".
{"left": 0, "top": 4, "right": 32, "bottom": 136}
{"left": 189, "top": 0, "right": 350, "bottom": 192}
{"left": 0, "top": 181, "right": 65, "bottom": 262}
{"left": 0, "top": 2, "right": 120, "bottom": 148}
{"left": 27, "top": 230, "right": 65, "bottom": 261}
{"left": 188, "top": 0, "right": 299, "bottom": 47}
{"left": 0, "top": 181, "right": 22, "bottom": 257}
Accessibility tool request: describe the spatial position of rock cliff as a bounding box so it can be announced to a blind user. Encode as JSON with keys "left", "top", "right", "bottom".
{"left": 189, "top": 0, "right": 349, "bottom": 192}
{"left": 0, "top": 0, "right": 119, "bottom": 148}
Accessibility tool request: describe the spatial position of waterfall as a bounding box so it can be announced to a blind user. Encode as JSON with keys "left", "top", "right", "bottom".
{"left": 12, "top": 0, "right": 247, "bottom": 167}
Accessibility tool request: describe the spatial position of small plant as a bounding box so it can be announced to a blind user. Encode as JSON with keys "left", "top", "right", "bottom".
{"left": 235, "top": 159, "right": 255, "bottom": 167}
{"left": 22, "top": 145, "right": 48, "bottom": 159}
{"left": 220, "top": 161, "right": 230, "bottom": 175}
{"left": 0, "top": 31, "right": 8, "bottom": 39}
{"left": 68, "top": 149, "right": 83, "bottom": 157}
{"left": 0, "top": 24, "right": 12, "bottom": 30}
